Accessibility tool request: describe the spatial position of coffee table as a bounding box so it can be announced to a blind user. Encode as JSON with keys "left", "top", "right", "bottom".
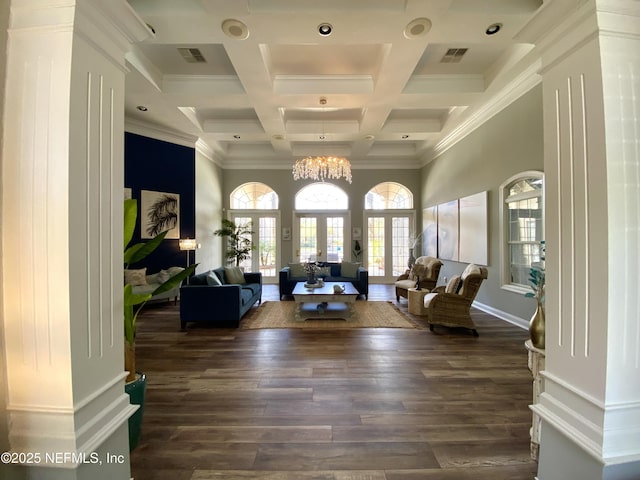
{"left": 292, "top": 281, "right": 360, "bottom": 321}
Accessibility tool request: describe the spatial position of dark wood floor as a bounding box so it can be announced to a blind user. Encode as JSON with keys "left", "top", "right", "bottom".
{"left": 130, "top": 284, "right": 538, "bottom": 480}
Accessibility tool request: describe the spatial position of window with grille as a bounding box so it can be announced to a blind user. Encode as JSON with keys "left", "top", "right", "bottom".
{"left": 228, "top": 183, "right": 280, "bottom": 280}
{"left": 365, "top": 182, "right": 413, "bottom": 209}
{"left": 500, "top": 171, "right": 544, "bottom": 293}
{"left": 231, "top": 182, "right": 278, "bottom": 209}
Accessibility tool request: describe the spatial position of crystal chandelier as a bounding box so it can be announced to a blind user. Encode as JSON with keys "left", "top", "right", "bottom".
{"left": 293, "top": 155, "right": 352, "bottom": 184}
{"left": 292, "top": 97, "right": 352, "bottom": 184}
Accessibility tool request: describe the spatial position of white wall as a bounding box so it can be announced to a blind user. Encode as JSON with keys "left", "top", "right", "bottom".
{"left": 195, "top": 145, "right": 224, "bottom": 271}
{"left": 421, "top": 85, "right": 545, "bottom": 325}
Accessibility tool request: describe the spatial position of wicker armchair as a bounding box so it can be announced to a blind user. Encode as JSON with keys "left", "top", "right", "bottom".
{"left": 422, "top": 264, "right": 488, "bottom": 336}
{"left": 395, "top": 256, "right": 443, "bottom": 302}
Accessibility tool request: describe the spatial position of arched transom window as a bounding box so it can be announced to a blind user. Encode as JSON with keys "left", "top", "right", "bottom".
{"left": 365, "top": 182, "right": 413, "bottom": 209}
{"left": 295, "top": 183, "right": 348, "bottom": 210}
{"left": 231, "top": 182, "right": 278, "bottom": 209}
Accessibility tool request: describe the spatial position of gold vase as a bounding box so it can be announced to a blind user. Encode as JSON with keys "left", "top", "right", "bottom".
{"left": 529, "top": 300, "right": 545, "bottom": 349}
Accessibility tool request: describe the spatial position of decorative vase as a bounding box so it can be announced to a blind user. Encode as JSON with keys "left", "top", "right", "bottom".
{"left": 529, "top": 300, "right": 545, "bottom": 349}
{"left": 306, "top": 272, "right": 317, "bottom": 285}
{"left": 408, "top": 248, "right": 416, "bottom": 268}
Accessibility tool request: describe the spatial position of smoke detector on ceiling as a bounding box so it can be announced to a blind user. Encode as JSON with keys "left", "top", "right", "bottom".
{"left": 222, "top": 19, "right": 249, "bottom": 40}
{"left": 404, "top": 18, "right": 432, "bottom": 39}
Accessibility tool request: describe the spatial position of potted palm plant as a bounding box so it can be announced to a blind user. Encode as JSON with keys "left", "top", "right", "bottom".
{"left": 214, "top": 218, "right": 254, "bottom": 266}
{"left": 123, "top": 198, "right": 196, "bottom": 449}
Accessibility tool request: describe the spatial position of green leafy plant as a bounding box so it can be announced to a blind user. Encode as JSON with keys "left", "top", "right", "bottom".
{"left": 214, "top": 218, "right": 254, "bottom": 266}
{"left": 525, "top": 240, "right": 546, "bottom": 304}
{"left": 124, "top": 198, "right": 196, "bottom": 382}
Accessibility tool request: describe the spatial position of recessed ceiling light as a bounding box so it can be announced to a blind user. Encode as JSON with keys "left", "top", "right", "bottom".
{"left": 402, "top": 134, "right": 410, "bottom": 139}
{"left": 318, "top": 23, "right": 332, "bottom": 36}
{"left": 233, "top": 135, "right": 241, "bottom": 139}
{"left": 136, "top": 105, "right": 148, "bottom": 112}
{"left": 486, "top": 23, "right": 502, "bottom": 35}
{"left": 404, "top": 18, "right": 432, "bottom": 39}
{"left": 319, "top": 135, "right": 326, "bottom": 140}
{"left": 364, "top": 135, "right": 375, "bottom": 141}
{"left": 222, "top": 19, "right": 249, "bottom": 40}
{"left": 272, "top": 134, "right": 284, "bottom": 141}
{"left": 145, "top": 23, "right": 156, "bottom": 35}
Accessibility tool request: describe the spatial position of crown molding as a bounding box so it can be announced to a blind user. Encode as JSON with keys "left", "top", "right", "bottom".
{"left": 125, "top": 118, "right": 198, "bottom": 148}
{"left": 424, "top": 58, "right": 542, "bottom": 165}
{"left": 195, "top": 139, "right": 224, "bottom": 167}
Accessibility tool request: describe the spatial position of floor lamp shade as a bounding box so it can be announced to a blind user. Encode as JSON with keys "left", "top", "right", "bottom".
{"left": 179, "top": 238, "right": 197, "bottom": 251}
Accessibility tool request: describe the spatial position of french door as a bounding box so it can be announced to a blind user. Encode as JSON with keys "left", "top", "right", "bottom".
{"left": 294, "top": 212, "right": 350, "bottom": 263}
{"left": 364, "top": 211, "right": 415, "bottom": 283}
{"left": 229, "top": 211, "right": 280, "bottom": 283}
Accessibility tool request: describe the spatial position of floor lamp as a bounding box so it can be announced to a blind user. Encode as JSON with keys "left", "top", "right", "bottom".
{"left": 179, "top": 238, "right": 197, "bottom": 284}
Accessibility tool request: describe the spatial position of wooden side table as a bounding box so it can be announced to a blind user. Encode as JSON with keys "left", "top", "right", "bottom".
{"left": 525, "top": 339, "right": 546, "bottom": 461}
{"left": 407, "top": 287, "right": 429, "bottom": 315}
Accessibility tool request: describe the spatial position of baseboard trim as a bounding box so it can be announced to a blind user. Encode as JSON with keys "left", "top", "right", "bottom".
{"left": 473, "top": 300, "right": 529, "bottom": 330}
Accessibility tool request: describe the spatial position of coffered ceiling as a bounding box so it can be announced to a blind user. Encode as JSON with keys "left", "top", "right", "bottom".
{"left": 125, "top": 0, "right": 543, "bottom": 169}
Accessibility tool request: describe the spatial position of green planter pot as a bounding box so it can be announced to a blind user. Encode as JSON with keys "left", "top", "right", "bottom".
{"left": 125, "top": 372, "right": 146, "bottom": 451}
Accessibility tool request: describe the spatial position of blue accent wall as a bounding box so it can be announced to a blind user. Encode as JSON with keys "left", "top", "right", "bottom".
{"left": 125, "top": 132, "right": 195, "bottom": 273}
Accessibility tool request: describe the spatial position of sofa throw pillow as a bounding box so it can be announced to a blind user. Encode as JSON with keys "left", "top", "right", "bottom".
{"left": 288, "top": 263, "right": 307, "bottom": 277}
{"left": 157, "top": 269, "right": 171, "bottom": 284}
{"left": 318, "top": 266, "right": 331, "bottom": 278}
{"left": 124, "top": 268, "right": 147, "bottom": 286}
{"left": 340, "top": 262, "right": 360, "bottom": 278}
{"left": 224, "top": 266, "right": 246, "bottom": 284}
{"left": 206, "top": 271, "right": 222, "bottom": 286}
{"left": 445, "top": 275, "right": 462, "bottom": 294}
{"left": 408, "top": 263, "right": 426, "bottom": 281}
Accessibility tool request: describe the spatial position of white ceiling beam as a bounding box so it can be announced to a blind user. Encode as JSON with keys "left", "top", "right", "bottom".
{"left": 273, "top": 75, "right": 375, "bottom": 95}
{"left": 403, "top": 74, "right": 485, "bottom": 94}
{"left": 162, "top": 75, "right": 245, "bottom": 95}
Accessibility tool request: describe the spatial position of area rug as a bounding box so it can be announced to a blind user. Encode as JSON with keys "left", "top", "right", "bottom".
{"left": 241, "top": 300, "right": 419, "bottom": 330}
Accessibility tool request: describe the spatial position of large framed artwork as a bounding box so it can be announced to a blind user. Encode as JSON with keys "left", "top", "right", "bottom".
{"left": 422, "top": 205, "right": 438, "bottom": 258}
{"left": 459, "top": 191, "right": 488, "bottom": 265}
{"left": 437, "top": 200, "right": 459, "bottom": 261}
{"left": 140, "top": 190, "right": 180, "bottom": 239}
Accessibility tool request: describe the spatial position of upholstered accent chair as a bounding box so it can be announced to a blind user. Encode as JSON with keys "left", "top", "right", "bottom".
{"left": 422, "top": 263, "right": 488, "bottom": 336}
{"left": 395, "top": 256, "right": 443, "bottom": 302}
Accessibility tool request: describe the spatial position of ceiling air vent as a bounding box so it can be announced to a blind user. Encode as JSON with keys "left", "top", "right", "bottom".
{"left": 177, "top": 48, "right": 206, "bottom": 63}
{"left": 440, "top": 48, "right": 468, "bottom": 63}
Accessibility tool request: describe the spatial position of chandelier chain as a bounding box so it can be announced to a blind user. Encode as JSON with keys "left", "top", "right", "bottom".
{"left": 292, "top": 97, "right": 352, "bottom": 183}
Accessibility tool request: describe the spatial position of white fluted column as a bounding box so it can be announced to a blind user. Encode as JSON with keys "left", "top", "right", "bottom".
{"left": 517, "top": 1, "right": 640, "bottom": 478}
{"left": 1, "top": 1, "right": 149, "bottom": 478}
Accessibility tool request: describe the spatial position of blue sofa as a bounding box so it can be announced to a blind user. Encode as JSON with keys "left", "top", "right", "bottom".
{"left": 179, "top": 267, "right": 262, "bottom": 329}
{"left": 279, "top": 262, "right": 368, "bottom": 299}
